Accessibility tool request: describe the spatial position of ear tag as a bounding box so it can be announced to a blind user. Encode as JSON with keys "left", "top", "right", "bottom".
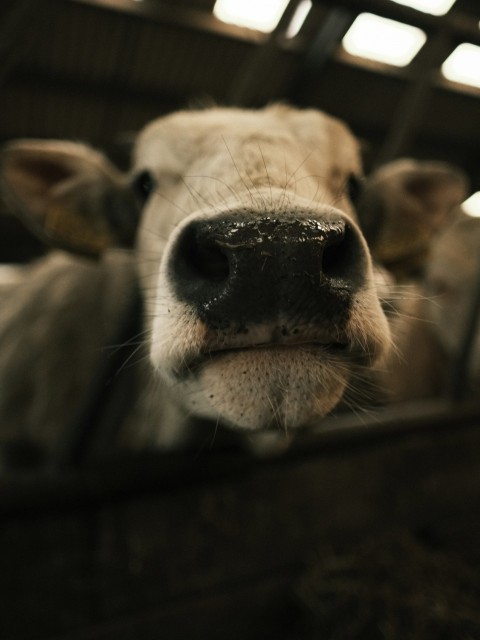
{"left": 44, "top": 203, "right": 113, "bottom": 256}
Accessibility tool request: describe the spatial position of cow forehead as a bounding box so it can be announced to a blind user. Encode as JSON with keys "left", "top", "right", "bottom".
{"left": 133, "top": 106, "right": 361, "bottom": 176}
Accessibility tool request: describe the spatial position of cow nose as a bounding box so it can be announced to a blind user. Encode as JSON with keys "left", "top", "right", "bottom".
{"left": 169, "top": 213, "right": 368, "bottom": 329}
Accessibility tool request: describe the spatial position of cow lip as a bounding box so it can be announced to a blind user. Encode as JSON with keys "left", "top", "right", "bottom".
{"left": 205, "top": 340, "right": 348, "bottom": 354}
{"left": 175, "top": 339, "right": 356, "bottom": 379}
{"left": 204, "top": 340, "right": 350, "bottom": 358}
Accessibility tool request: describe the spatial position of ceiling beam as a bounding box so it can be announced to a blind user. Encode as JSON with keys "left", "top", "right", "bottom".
{"left": 287, "top": 6, "right": 355, "bottom": 105}
{"left": 374, "top": 29, "right": 454, "bottom": 165}
{"left": 225, "top": 0, "right": 306, "bottom": 106}
{"left": 69, "top": 0, "right": 480, "bottom": 47}
{"left": 67, "top": 0, "right": 265, "bottom": 44}
{"left": 312, "top": 0, "right": 480, "bottom": 44}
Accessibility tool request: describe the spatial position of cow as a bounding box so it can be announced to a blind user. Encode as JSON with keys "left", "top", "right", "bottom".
{"left": 0, "top": 105, "right": 392, "bottom": 458}
{"left": 383, "top": 214, "right": 480, "bottom": 402}
{"left": 357, "top": 159, "right": 479, "bottom": 402}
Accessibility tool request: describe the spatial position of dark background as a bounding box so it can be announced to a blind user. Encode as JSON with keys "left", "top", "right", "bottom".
{"left": 1, "top": 0, "right": 479, "bottom": 186}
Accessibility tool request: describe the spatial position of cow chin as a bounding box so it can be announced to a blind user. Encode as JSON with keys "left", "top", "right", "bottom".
{"left": 176, "top": 348, "right": 349, "bottom": 431}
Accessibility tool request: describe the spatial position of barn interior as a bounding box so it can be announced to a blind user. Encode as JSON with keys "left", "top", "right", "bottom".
{"left": 1, "top": 0, "right": 480, "bottom": 638}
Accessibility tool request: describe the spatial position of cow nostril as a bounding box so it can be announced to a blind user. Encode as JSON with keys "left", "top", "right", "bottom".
{"left": 193, "top": 243, "right": 230, "bottom": 280}
{"left": 322, "top": 224, "right": 364, "bottom": 286}
{"left": 177, "top": 225, "right": 230, "bottom": 282}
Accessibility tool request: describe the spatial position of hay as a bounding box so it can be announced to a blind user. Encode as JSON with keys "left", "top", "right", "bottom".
{"left": 295, "top": 532, "right": 480, "bottom": 640}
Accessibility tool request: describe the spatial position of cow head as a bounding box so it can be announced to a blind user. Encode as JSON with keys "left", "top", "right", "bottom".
{"left": 357, "top": 158, "right": 467, "bottom": 281}
{"left": 1, "top": 106, "right": 391, "bottom": 434}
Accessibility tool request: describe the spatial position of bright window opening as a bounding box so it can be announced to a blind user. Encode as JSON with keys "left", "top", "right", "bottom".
{"left": 213, "top": 0, "right": 290, "bottom": 33}
{"left": 462, "top": 192, "right": 480, "bottom": 218}
{"left": 285, "top": 0, "right": 313, "bottom": 39}
{"left": 389, "top": 0, "right": 456, "bottom": 16}
{"left": 441, "top": 43, "right": 480, "bottom": 89}
{"left": 342, "top": 13, "right": 427, "bottom": 67}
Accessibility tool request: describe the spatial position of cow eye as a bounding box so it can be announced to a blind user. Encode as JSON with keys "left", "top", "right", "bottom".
{"left": 346, "top": 174, "right": 363, "bottom": 205}
{"left": 133, "top": 170, "right": 156, "bottom": 203}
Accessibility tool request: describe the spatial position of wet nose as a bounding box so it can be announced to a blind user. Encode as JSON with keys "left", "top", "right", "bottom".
{"left": 168, "top": 212, "right": 368, "bottom": 329}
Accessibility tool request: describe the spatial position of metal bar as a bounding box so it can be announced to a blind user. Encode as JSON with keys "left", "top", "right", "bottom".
{"left": 225, "top": 0, "right": 304, "bottom": 106}
{"left": 373, "top": 30, "right": 452, "bottom": 166}
{"left": 287, "top": 7, "right": 354, "bottom": 105}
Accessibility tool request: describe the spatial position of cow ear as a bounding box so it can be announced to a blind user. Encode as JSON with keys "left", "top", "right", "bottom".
{"left": 401, "top": 161, "right": 467, "bottom": 229}
{"left": 1, "top": 140, "right": 140, "bottom": 257}
{"left": 357, "top": 159, "right": 468, "bottom": 278}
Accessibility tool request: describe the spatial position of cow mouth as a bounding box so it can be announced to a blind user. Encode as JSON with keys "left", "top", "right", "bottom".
{"left": 206, "top": 341, "right": 349, "bottom": 358}
{"left": 175, "top": 337, "right": 359, "bottom": 379}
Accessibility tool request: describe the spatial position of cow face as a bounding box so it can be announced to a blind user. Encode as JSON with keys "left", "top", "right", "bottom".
{"left": 132, "top": 106, "right": 390, "bottom": 430}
